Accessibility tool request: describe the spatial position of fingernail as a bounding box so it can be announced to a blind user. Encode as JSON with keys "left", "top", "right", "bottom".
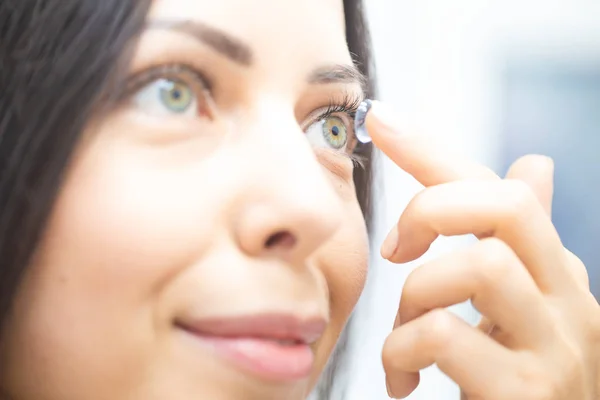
{"left": 354, "top": 99, "right": 373, "bottom": 143}
{"left": 381, "top": 227, "right": 399, "bottom": 260}
{"left": 393, "top": 312, "right": 401, "bottom": 329}
{"left": 528, "top": 154, "right": 554, "bottom": 171}
{"left": 539, "top": 155, "right": 555, "bottom": 173}
{"left": 370, "top": 100, "right": 403, "bottom": 132}
{"left": 386, "top": 377, "right": 399, "bottom": 398}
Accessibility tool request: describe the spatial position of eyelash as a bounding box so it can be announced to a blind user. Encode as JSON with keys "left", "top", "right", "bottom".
{"left": 121, "top": 63, "right": 211, "bottom": 99}
{"left": 315, "top": 93, "right": 367, "bottom": 168}
{"left": 119, "top": 64, "right": 368, "bottom": 168}
{"left": 319, "top": 93, "right": 363, "bottom": 122}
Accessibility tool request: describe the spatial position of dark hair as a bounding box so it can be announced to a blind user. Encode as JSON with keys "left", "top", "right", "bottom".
{"left": 0, "top": 0, "right": 153, "bottom": 330}
{"left": 347, "top": 0, "right": 376, "bottom": 231}
{"left": 0, "top": 0, "right": 375, "bottom": 398}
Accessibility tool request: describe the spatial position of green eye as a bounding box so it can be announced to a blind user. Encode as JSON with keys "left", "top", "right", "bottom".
{"left": 305, "top": 115, "right": 350, "bottom": 151}
{"left": 133, "top": 78, "right": 197, "bottom": 116}
{"left": 159, "top": 80, "right": 194, "bottom": 113}
{"left": 321, "top": 116, "right": 348, "bottom": 149}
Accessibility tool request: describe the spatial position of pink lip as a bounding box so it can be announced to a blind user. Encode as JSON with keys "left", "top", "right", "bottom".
{"left": 177, "top": 314, "right": 327, "bottom": 382}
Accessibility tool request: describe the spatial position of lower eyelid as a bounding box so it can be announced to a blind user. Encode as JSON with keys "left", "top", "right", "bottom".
{"left": 315, "top": 148, "right": 355, "bottom": 181}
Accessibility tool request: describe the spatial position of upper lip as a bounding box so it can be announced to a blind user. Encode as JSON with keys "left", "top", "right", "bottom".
{"left": 176, "top": 313, "right": 328, "bottom": 344}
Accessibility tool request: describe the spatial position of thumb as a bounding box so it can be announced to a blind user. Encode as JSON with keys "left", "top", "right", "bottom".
{"left": 504, "top": 155, "right": 555, "bottom": 216}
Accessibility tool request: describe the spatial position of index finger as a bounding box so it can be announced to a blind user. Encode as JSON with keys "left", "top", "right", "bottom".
{"left": 366, "top": 101, "right": 499, "bottom": 186}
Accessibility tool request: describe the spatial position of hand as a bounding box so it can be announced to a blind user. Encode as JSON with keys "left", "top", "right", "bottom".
{"left": 366, "top": 102, "right": 600, "bottom": 400}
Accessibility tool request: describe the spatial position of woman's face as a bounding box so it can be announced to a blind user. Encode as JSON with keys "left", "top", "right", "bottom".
{"left": 0, "top": 0, "right": 369, "bottom": 399}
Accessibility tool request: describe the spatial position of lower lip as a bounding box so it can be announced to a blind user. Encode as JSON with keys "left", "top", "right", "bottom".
{"left": 186, "top": 333, "right": 315, "bottom": 381}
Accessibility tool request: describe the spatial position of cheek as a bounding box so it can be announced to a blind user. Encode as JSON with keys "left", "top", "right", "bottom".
{"left": 0, "top": 138, "right": 228, "bottom": 397}
{"left": 307, "top": 200, "right": 368, "bottom": 390}
{"left": 39, "top": 136, "right": 230, "bottom": 302}
{"left": 38, "top": 140, "right": 243, "bottom": 334}
{"left": 318, "top": 201, "right": 369, "bottom": 325}
{"left": 320, "top": 169, "right": 369, "bottom": 318}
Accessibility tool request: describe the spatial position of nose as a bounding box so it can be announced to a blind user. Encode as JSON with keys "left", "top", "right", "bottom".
{"left": 232, "top": 108, "right": 344, "bottom": 262}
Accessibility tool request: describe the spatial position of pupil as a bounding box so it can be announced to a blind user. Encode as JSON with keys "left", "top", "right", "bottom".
{"left": 331, "top": 125, "right": 340, "bottom": 136}
{"left": 171, "top": 89, "right": 181, "bottom": 100}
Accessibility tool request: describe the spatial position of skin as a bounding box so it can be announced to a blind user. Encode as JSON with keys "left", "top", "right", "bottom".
{"left": 1, "top": 1, "right": 599, "bottom": 400}
{"left": 0, "top": 0, "right": 368, "bottom": 399}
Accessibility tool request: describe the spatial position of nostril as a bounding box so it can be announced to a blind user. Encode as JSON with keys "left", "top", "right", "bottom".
{"left": 265, "top": 231, "right": 297, "bottom": 249}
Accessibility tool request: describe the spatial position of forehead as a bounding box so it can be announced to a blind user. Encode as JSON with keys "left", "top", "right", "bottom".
{"left": 147, "top": 0, "right": 351, "bottom": 71}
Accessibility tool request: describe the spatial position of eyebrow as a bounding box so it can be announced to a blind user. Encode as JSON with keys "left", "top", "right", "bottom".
{"left": 146, "top": 20, "right": 367, "bottom": 91}
{"left": 307, "top": 64, "right": 368, "bottom": 92}
{"left": 147, "top": 19, "right": 253, "bottom": 66}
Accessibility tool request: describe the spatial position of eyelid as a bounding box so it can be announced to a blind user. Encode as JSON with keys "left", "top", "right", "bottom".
{"left": 304, "top": 90, "right": 363, "bottom": 126}
{"left": 315, "top": 148, "right": 355, "bottom": 181}
{"left": 120, "top": 64, "right": 213, "bottom": 100}
{"left": 305, "top": 108, "right": 352, "bottom": 126}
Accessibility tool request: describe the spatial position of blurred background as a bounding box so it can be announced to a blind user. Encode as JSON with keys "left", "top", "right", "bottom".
{"left": 344, "top": 1, "right": 600, "bottom": 399}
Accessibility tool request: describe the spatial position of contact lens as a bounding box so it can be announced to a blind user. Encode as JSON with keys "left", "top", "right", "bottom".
{"left": 354, "top": 99, "right": 373, "bottom": 144}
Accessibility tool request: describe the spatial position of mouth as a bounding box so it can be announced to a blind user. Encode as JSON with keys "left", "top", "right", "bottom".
{"left": 175, "top": 313, "right": 327, "bottom": 382}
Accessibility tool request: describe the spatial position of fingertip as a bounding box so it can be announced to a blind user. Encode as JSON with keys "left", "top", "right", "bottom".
{"left": 386, "top": 241, "right": 431, "bottom": 265}
{"left": 527, "top": 154, "right": 555, "bottom": 173}
{"left": 366, "top": 101, "right": 406, "bottom": 140}
{"left": 529, "top": 154, "right": 554, "bottom": 167}
{"left": 508, "top": 154, "right": 555, "bottom": 177}
{"left": 386, "top": 372, "right": 420, "bottom": 399}
{"left": 381, "top": 226, "right": 400, "bottom": 260}
{"left": 540, "top": 154, "right": 554, "bottom": 169}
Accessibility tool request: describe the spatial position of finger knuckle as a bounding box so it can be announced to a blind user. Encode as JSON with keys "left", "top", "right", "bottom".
{"left": 517, "top": 344, "right": 586, "bottom": 400}
{"left": 501, "top": 179, "right": 538, "bottom": 221}
{"left": 473, "top": 238, "right": 515, "bottom": 285}
{"left": 566, "top": 248, "right": 591, "bottom": 287}
{"left": 559, "top": 341, "right": 586, "bottom": 392}
{"left": 528, "top": 379, "right": 556, "bottom": 400}
{"left": 382, "top": 335, "right": 403, "bottom": 371}
{"left": 401, "top": 269, "right": 423, "bottom": 306}
{"left": 565, "top": 248, "right": 584, "bottom": 266}
{"left": 517, "top": 358, "right": 556, "bottom": 400}
{"left": 589, "top": 313, "right": 600, "bottom": 343}
{"left": 407, "top": 188, "right": 438, "bottom": 223}
{"left": 424, "top": 309, "right": 456, "bottom": 351}
{"left": 381, "top": 338, "right": 395, "bottom": 369}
